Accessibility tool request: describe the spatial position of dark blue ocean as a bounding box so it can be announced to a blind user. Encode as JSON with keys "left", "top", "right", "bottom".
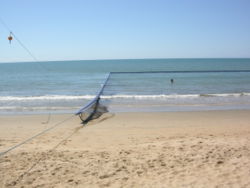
{"left": 0, "top": 58, "right": 250, "bottom": 114}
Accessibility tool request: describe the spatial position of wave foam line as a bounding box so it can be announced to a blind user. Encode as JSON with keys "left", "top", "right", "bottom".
{"left": 101, "top": 93, "right": 250, "bottom": 99}
{"left": 0, "top": 92, "right": 250, "bottom": 101}
{"left": 0, "top": 106, "right": 80, "bottom": 110}
{"left": 0, "top": 95, "right": 95, "bottom": 101}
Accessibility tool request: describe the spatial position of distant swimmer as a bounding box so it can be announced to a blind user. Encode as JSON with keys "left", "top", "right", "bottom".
{"left": 170, "top": 78, "right": 174, "bottom": 84}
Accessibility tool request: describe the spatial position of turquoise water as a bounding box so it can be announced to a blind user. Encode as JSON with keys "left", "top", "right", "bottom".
{"left": 0, "top": 58, "right": 250, "bottom": 114}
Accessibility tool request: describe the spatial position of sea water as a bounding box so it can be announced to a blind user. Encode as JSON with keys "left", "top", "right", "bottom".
{"left": 0, "top": 58, "right": 250, "bottom": 114}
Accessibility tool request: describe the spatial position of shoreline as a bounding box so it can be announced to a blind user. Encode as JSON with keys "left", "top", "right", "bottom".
{"left": 1, "top": 110, "right": 250, "bottom": 187}
{"left": 1, "top": 92, "right": 250, "bottom": 115}
{"left": 1, "top": 107, "right": 250, "bottom": 116}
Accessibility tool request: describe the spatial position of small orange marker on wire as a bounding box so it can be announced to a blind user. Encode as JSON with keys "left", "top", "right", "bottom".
{"left": 8, "top": 32, "right": 13, "bottom": 44}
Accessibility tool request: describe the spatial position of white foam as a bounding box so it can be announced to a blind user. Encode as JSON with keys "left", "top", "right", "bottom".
{"left": 199, "top": 93, "right": 250, "bottom": 97}
{"left": 0, "top": 92, "right": 250, "bottom": 101}
{"left": 0, "top": 106, "right": 79, "bottom": 110}
{"left": 101, "top": 93, "right": 250, "bottom": 99}
{"left": 101, "top": 94, "right": 198, "bottom": 99}
{"left": 0, "top": 95, "right": 95, "bottom": 101}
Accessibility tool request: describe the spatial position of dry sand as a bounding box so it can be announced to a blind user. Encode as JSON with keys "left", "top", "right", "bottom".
{"left": 0, "top": 110, "right": 250, "bottom": 188}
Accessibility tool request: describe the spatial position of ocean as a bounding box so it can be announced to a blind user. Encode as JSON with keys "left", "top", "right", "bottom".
{"left": 0, "top": 58, "right": 250, "bottom": 114}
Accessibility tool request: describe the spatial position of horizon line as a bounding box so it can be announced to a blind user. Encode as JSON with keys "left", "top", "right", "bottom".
{"left": 0, "top": 57, "right": 250, "bottom": 64}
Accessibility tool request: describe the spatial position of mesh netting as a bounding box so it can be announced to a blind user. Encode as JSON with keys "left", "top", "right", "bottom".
{"left": 78, "top": 100, "right": 108, "bottom": 124}
{"left": 77, "top": 70, "right": 250, "bottom": 122}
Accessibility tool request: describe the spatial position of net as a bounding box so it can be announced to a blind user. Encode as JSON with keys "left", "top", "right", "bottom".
{"left": 76, "top": 70, "right": 250, "bottom": 122}
{"left": 75, "top": 73, "right": 110, "bottom": 123}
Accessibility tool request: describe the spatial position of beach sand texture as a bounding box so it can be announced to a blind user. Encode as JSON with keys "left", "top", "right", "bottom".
{"left": 1, "top": 110, "right": 250, "bottom": 188}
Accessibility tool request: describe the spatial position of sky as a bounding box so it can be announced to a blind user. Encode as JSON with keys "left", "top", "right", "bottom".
{"left": 0, "top": 0, "right": 250, "bottom": 62}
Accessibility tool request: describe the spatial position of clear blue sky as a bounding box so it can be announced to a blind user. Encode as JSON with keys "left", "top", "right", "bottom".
{"left": 0, "top": 0, "right": 250, "bottom": 62}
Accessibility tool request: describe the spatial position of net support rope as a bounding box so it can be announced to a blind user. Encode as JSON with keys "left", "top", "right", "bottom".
{"left": 0, "top": 17, "right": 38, "bottom": 62}
{"left": 0, "top": 73, "right": 111, "bottom": 157}
{"left": 110, "top": 70, "right": 250, "bottom": 74}
{"left": 0, "top": 115, "right": 74, "bottom": 157}
{"left": 0, "top": 16, "right": 52, "bottom": 124}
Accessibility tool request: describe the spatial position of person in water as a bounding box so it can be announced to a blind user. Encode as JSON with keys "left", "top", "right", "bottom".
{"left": 170, "top": 78, "right": 174, "bottom": 84}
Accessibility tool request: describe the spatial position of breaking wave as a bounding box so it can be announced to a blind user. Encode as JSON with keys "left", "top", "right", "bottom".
{"left": 0, "top": 92, "right": 250, "bottom": 101}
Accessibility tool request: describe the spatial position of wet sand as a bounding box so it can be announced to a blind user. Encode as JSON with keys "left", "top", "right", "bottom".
{"left": 0, "top": 110, "right": 250, "bottom": 188}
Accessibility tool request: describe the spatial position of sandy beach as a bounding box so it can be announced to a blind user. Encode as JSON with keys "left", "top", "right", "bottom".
{"left": 1, "top": 110, "right": 250, "bottom": 188}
